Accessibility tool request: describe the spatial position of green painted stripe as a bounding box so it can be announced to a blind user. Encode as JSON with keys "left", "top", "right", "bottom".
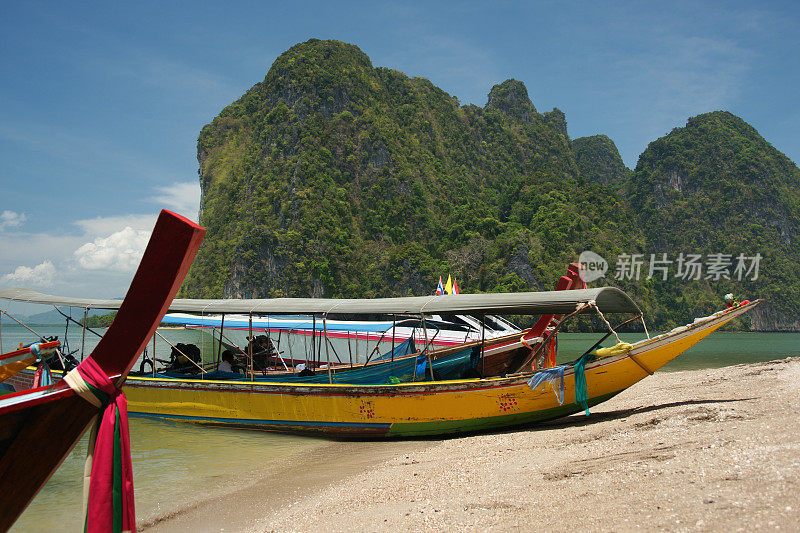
{"left": 113, "top": 407, "right": 123, "bottom": 533}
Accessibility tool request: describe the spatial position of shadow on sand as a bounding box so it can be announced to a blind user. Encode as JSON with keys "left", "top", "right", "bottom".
{"left": 535, "top": 397, "right": 757, "bottom": 431}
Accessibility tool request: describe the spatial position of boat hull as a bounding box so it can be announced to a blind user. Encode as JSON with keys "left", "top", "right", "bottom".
{"left": 120, "top": 303, "right": 755, "bottom": 438}
{"left": 0, "top": 340, "right": 60, "bottom": 384}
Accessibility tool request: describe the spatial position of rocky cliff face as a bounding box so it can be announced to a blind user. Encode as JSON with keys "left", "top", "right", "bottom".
{"left": 485, "top": 79, "right": 537, "bottom": 123}
{"left": 627, "top": 111, "right": 800, "bottom": 329}
{"left": 572, "top": 134, "right": 631, "bottom": 185}
{"left": 182, "top": 39, "right": 800, "bottom": 331}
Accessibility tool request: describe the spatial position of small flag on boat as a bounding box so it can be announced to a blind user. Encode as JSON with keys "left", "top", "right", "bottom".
{"left": 445, "top": 275, "right": 453, "bottom": 295}
{"left": 436, "top": 277, "right": 444, "bottom": 295}
{"left": 452, "top": 278, "right": 460, "bottom": 294}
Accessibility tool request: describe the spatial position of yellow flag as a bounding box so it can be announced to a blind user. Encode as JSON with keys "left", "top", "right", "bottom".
{"left": 445, "top": 274, "right": 453, "bottom": 295}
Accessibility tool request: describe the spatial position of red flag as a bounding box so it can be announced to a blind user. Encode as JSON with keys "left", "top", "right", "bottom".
{"left": 452, "top": 278, "right": 460, "bottom": 294}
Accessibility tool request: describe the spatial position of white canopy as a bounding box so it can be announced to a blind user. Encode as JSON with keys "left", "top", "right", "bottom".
{"left": 0, "top": 287, "right": 640, "bottom": 316}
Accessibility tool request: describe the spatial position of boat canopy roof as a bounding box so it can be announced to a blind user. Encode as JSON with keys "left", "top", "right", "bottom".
{"left": 0, "top": 287, "right": 640, "bottom": 316}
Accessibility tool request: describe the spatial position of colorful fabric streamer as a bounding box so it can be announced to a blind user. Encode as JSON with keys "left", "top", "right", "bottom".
{"left": 574, "top": 353, "right": 591, "bottom": 416}
{"left": 32, "top": 361, "right": 51, "bottom": 388}
{"left": 415, "top": 352, "right": 429, "bottom": 379}
{"left": 526, "top": 366, "right": 565, "bottom": 404}
{"left": 64, "top": 358, "right": 135, "bottom": 533}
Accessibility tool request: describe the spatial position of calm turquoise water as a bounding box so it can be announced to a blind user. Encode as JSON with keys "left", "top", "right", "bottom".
{"left": 11, "top": 417, "right": 327, "bottom": 532}
{"left": 3, "top": 324, "right": 798, "bottom": 531}
{"left": 4, "top": 325, "right": 328, "bottom": 531}
{"left": 556, "top": 331, "right": 800, "bottom": 371}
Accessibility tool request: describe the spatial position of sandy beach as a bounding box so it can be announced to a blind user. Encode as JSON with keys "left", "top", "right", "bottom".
{"left": 145, "top": 357, "right": 800, "bottom": 532}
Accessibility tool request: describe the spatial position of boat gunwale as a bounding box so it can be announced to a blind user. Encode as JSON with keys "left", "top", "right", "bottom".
{"left": 0, "top": 340, "right": 60, "bottom": 361}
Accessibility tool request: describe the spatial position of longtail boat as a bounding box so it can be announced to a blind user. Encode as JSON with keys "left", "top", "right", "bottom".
{"left": 122, "top": 296, "right": 757, "bottom": 437}
{"left": 0, "top": 210, "right": 204, "bottom": 531}
{"left": 0, "top": 340, "right": 60, "bottom": 385}
{"left": 3, "top": 263, "right": 585, "bottom": 385}
{"left": 0, "top": 279, "right": 760, "bottom": 438}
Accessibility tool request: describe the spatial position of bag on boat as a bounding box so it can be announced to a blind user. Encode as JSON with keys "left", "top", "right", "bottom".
{"left": 591, "top": 342, "right": 633, "bottom": 358}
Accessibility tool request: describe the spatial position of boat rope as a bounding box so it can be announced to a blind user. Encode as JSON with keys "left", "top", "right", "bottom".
{"left": 81, "top": 306, "right": 89, "bottom": 360}
{"left": 54, "top": 306, "right": 103, "bottom": 338}
{"left": 323, "top": 313, "right": 332, "bottom": 383}
{"left": 214, "top": 328, "right": 249, "bottom": 359}
{"left": 201, "top": 310, "right": 206, "bottom": 375}
{"left": 272, "top": 319, "right": 290, "bottom": 372}
{"left": 584, "top": 301, "right": 622, "bottom": 344}
{"left": 585, "top": 302, "right": 653, "bottom": 375}
{"left": 522, "top": 303, "right": 589, "bottom": 370}
{"left": 640, "top": 315, "right": 651, "bottom": 340}
{"left": 216, "top": 314, "right": 225, "bottom": 367}
{"left": 64, "top": 358, "right": 135, "bottom": 533}
{"left": 0, "top": 308, "right": 46, "bottom": 342}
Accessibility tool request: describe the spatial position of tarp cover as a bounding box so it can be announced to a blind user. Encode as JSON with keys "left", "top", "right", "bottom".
{"left": 160, "top": 313, "right": 397, "bottom": 332}
{"left": 0, "top": 287, "right": 641, "bottom": 316}
{"left": 148, "top": 343, "right": 469, "bottom": 385}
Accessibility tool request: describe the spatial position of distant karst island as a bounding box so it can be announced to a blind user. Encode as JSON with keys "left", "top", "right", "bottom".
{"left": 179, "top": 39, "right": 800, "bottom": 331}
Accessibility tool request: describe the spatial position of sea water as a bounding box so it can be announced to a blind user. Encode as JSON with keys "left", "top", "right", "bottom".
{"left": 11, "top": 417, "right": 328, "bottom": 531}
{"left": 2, "top": 324, "right": 328, "bottom": 531}
{"left": 556, "top": 331, "right": 800, "bottom": 370}
{"left": 3, "top": 324, "right": 799, "bottom": 531}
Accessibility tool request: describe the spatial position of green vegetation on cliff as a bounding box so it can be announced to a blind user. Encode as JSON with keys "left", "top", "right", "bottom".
{"left": 572, "top": 134, "right": 631, "bottom": 185}
{"left": 183, "top": 40, "right": 644, "bottom": 301}
{"left": 628, "top": 111, "right": 800, "bottom": 329}
{"left": 181, "top": 39, "right": 800, "bottom": 331}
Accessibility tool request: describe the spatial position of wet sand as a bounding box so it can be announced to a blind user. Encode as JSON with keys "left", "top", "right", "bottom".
{"left": 145, "top": 358, "right": 800, "bottom": 532}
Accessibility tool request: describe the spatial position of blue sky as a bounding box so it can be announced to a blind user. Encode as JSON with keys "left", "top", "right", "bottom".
{"left": 1, "top": 0, "right": 798, "bottom": 312}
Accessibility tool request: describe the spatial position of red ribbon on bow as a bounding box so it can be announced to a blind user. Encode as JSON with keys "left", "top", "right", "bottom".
{"left": 75, "top": 358, "right": 136, "bottom": 532}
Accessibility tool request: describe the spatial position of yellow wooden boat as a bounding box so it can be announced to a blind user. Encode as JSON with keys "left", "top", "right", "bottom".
{"left": 0, "top": 287, "right": 758, "bottom": 438}
{"left": 121, "top": 301, "right": 755, "bottom": 437}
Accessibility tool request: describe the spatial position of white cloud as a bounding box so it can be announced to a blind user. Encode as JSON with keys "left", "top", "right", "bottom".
{"left": 0, "top": 232, "right": 83, "bottom": 279}
{"left": 0, "top": 211, "right": 26, "bottom": 231}
{"left": 73, "top": 227, "right": 151, "bottom": 272}
{"left": 74, "top": 214, "right": 158, "bottom": 238}
{"left": 149, "top": 181, "right": 201, "bottom": 220}
{"left": 3, "top": 260, "right": 56, "bottom": 287}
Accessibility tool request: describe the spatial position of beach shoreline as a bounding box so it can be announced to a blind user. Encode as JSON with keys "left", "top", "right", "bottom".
{"left": 144, "top": 357, "right": 800, "bottom": 532}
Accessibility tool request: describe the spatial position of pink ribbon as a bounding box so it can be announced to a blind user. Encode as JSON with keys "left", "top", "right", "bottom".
{"left": 75, "top": 358, "right": 136, "bottom": 532}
